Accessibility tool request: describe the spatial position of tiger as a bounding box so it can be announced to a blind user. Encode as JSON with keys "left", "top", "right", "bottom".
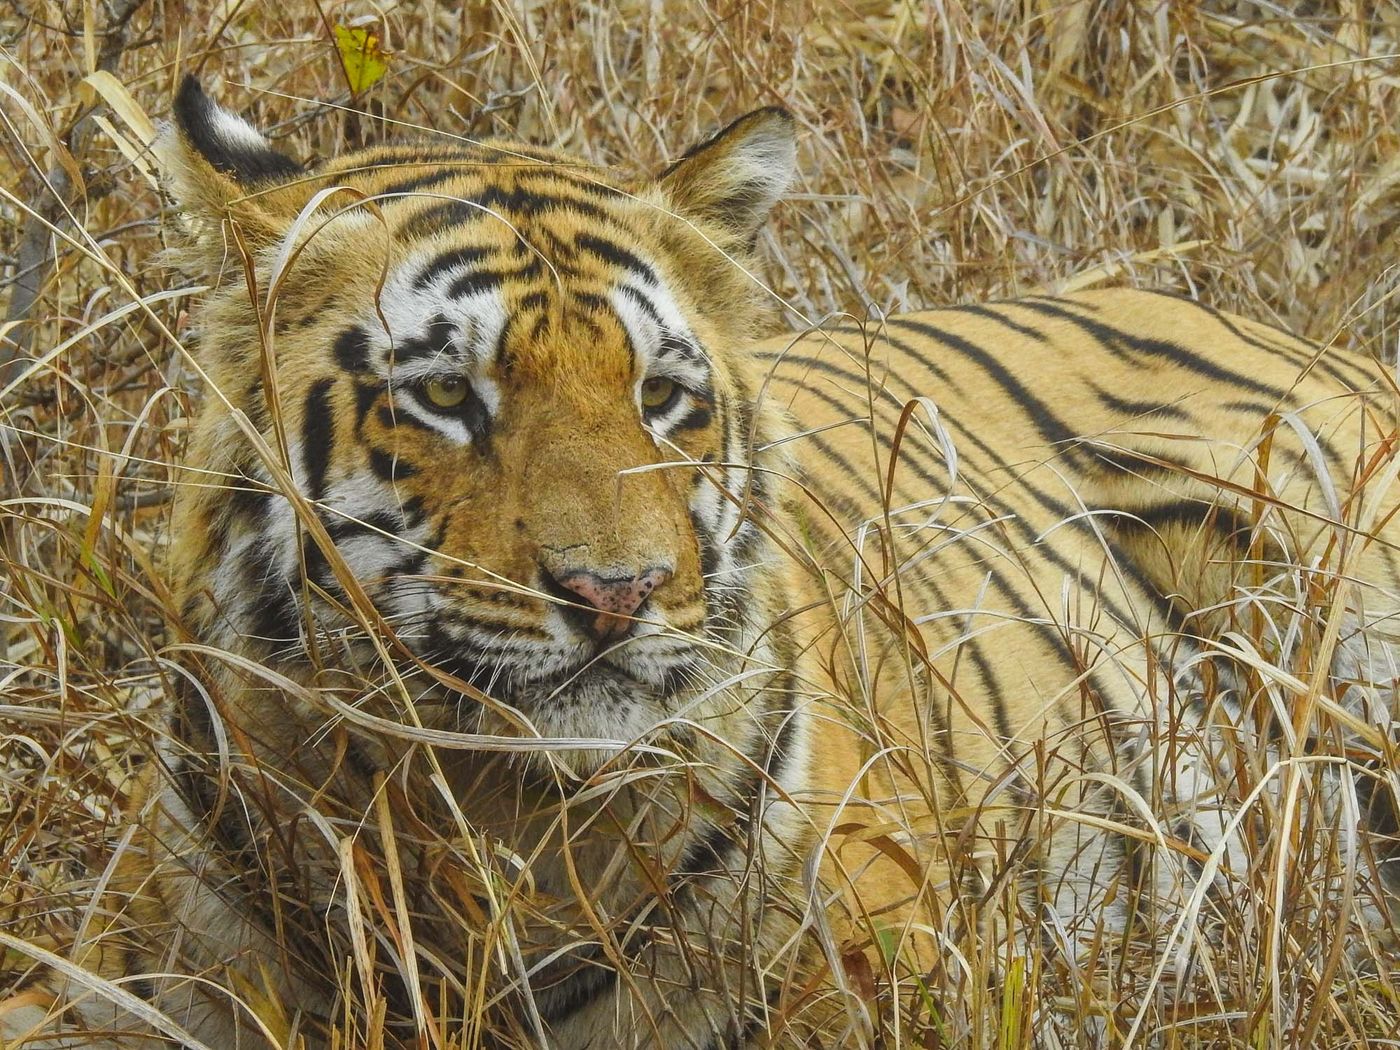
{"left": 5, "top": 76, "right": 1399, "bottom": 1049}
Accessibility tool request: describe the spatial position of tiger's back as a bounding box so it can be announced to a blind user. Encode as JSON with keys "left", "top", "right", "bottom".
{"left": 764, "top": 288, "right": 1398, "bottom": 977}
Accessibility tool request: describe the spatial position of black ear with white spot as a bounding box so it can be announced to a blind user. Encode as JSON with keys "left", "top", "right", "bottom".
{"left": 171, "top": 75, "right": 302, "bottom": 185}
{"left": 156, "top": 78, "right": 311, "bottom": 269}
{"left": 658, "top": 108, "right": 796, "bottom": 247}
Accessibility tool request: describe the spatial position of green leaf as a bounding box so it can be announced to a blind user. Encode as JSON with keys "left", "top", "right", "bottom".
{"left": 334, "top": 24, "right": 388, "bottom": 96}
{"left": 872, "top": 925, "right": 943, "bottom": 1036}
{"left": 998, "top": 955, "right": 1025, "bottom": 1048}
{"left": 80, "top": 548, "right": 115, "bottom": 599}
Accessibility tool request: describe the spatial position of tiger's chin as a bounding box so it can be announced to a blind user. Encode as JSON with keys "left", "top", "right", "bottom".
{"left": 428, "top": 657, "right": 702, "bottom": 778}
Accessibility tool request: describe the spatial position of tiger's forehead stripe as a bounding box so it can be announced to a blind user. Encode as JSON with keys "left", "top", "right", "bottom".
{"left": 413, "top": 245, "right": 492, "bottom": 289}
{"left": 317, "top": 141, "right": 620, "bottom": 192}
{"left": 302, "top": 169, "right": 717, "bottom": 390}
{"left": 382, "top": 174, "right": 635, "bottom": 242}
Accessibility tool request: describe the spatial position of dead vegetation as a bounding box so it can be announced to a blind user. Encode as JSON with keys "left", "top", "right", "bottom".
{"left": 3, "top": 1, "right": 1400, "bottom": 1047}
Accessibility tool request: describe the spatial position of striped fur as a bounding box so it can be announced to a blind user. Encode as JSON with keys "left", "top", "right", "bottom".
{"left": 10, "top": 80, "right": 1398, "bottom": 1049}
{"left": 766, "top": 296, "right": 1400, "bottom": 986}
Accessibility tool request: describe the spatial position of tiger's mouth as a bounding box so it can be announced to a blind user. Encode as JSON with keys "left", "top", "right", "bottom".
{"left": 425, "top": 641, "right": 703, "bottom": 721}
{"left": 397, "top": 601, "right": 716, "bottom": 743}
{"left": 411, "top": 649, "right": 711, "bottom": 753}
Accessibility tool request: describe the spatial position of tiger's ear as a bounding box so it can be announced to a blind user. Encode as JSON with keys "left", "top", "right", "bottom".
{"left": 156, "top": 76, "right": 305, "bottom": 260}
{"left": 658, "top": 108, "right": 796, "bottom": 248}
{"left": 171, "top": 76, "right": 302, "bottom": 186}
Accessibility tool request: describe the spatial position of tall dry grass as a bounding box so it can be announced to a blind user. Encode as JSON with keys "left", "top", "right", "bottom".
{"left": 3, "top": 1, "right": 1400, "bottom": 1047}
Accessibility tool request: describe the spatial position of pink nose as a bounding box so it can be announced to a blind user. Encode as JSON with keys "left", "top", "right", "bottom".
{"left": 550, "top": 567, "right": 672, "bottom": 642}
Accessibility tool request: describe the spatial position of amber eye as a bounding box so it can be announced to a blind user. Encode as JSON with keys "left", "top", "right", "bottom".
{"left": 640, "top": 376, "right": 679, "bottom": 415}
{"left": 424, "top": 375, "right": 469, "bottom": 409}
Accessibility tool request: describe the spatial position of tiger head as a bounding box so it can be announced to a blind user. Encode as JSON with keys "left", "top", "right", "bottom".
{"left": 159, "top": 79, "right": 799, "bottom": 750}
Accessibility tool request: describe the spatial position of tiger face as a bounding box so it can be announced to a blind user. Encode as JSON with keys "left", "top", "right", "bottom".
{"left": 162, "top": 79, "right": 797, "bottom": 745}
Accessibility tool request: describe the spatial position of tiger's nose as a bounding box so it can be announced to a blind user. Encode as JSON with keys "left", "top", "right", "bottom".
{"left": 544, "top": 567, "right": 672, "bottom": 643}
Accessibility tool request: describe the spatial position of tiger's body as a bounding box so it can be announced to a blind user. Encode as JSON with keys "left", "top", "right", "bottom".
{"left": 771, "top": 294, "right": 1400, "bottom": 954}
{"left": 5, "top": 80, "right": 1397, "bottom": 1049}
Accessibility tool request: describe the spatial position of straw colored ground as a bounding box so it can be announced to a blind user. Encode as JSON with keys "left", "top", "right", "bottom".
{"left": 3, "top": 1, "right": 1400, "bottom": 1047}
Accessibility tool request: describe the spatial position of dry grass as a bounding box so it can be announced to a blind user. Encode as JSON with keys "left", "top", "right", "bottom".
{"left": 3, "top": 1, "right": 1400, "bottom": 1047}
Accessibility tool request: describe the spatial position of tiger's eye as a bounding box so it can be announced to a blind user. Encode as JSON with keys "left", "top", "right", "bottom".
{"left": 640, "top": 377, "right": 678, "bottom": 413}
{"left": 424, "top": 375, "right": 468, "bottom": 409}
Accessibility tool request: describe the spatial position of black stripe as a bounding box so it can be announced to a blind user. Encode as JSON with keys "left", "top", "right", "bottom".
{"left": 414, "top": 245, "right": 492, "bottom": 288}
{"left": 1090, "top": 381, "right": 1192, "bottom": 422}
{"left": 481, "top": 184, "right": 612, "bottom": 221}
{"left": 244, "top": 378, "right": 268, "bottom": 432}
{"left": 397, "top": 200, "right": 489, "bottom": 238}
{"left": 659, "top": 334, "right": 704, "bottom": 362}
{"left": 388, "top": 551, "right": 428, "bottom": 585}
{"left": 535, "top": 945, "right": 618, "bottom": 1024}
{"left": 325, "top": 508, "right": 410, "bottom": 542}
{"left": 1220, "top": 398, "right": 1278, "bottom": 417}
{"left": 446, "top": 268, "right": 514, "bottom": 301}
{"left": 915, "top": 575, "right": 1013, "bottom": 796}
{"left": 1090, "top": 446, "right": 1184, "bottom": 479}
{"left": 678, "top": 822, "right": 736, "bottom": 876}
{"left": 518, "top": 289, "right": 549, "bottom": 314}
{"left": 949, "top": 302, "right": 1049, "bottom": 342}
{"left": 393, "top": 182, "right": 619, "bottom": 239}
{"left": 1026, "top": 293, "right": 1087, "bottom": 309}
{"left": 574, "top": 232, "right": 658, "bottom": 284}
{"left": 527, "top": 311, "right": 552, "bottom": 343}
{"left": 674, "top": 404, "right": 713, "bottom": 430}
{"left": 333, "top": 325, "right": 370, "bottom": 372}
{"left": 492, "top": 307, "right": 521, "bottom": 370}
{"left": 801, "top": 426, "right": 884, "bottom": 505}
{"left": 1201, "top": 299, "right": 1375, "bottom": 391}
{"left": 769, "top": 361, "right": 957, "bottom": 508}
{"left": 1026, "top": 300, "right": 1288, "bottom": 398}
{"left": 128, "top": 977, "right": 158, "bottom": 1007}
{"left": 572, "top": 290, "right": 609, "bottom": 314}
{"left": 370, "top": 448, "right": 417, "bottom": 482}
{"left": 300, "top": 530, "right": 333, "bottom": 590}
{"left": 379, "top": 403, "right": 430, "bottom": 432}
{"left": 248, "top": 568, "right": 299, "bottom": 644}
{"left": 529, "top": 173, "right": 626, "bottom": 202}
{"left": 354, "top": 382, "right": 382, "bottom": 434}
{"left": 376, "top": 169, "right": 455, "bottom": 197}
{"left": 618, "top": 283, "right": 664, "bottom": 326}
{"left": 390, "top": 315, "right": 456, "bottom": 363}
{"left": 779, "top": 323, "right": 961, "bottom": 391}
{"left": 227, "top": 475, "right": 271, "bottom": 520}
{"left": 889, "top": 317, "right": 1082, "bottom": 445}
{"left": 445, "top": 269, "right": 504, "bottom": 301}
{"left": 758, "top": 636, "right": 801, "bottom": 788}
{"left": 301, "top": 379, "right": 335, "bottom": 501}
{"left": 389, "top": 187, "right": 613, "bottom": 240}
{"left": 947, "top": 588, "right": 1016, "bottom": 750}
{"left": 432, "top": 619, "right": 555, "bottom": 650}
{"left": 692, "top": 510, "right": 720, "bottom": 581}
{"left": 1010, "top": 299, "right": 1139, "bottom": 362}
{"left": 728, "top": 383, "right": 752, "bottom": 492}
{"left": 167, "top": 728, "right": 261, "bottom": 874}
{"left": 1115, "top": 499, "right": 1257, "bottom": 548}
{"left": 1120, "top": 759, "right": 1155, "bottom": 905}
